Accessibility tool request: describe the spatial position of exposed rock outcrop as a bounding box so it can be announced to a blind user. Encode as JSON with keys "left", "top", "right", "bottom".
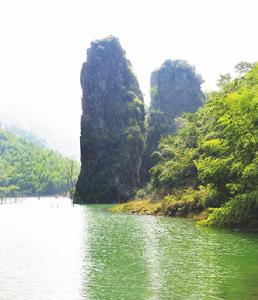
{"left": 141, "top": 59, "right": 203, "bottom": 182}
{"left": 75, "top": 36, "right": 145, "bottom": 203}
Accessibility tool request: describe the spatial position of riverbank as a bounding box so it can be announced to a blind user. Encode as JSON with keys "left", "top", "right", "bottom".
{"left": 110, "top": 188, "right": 208, "bottom": 222}
{"left": 110, "top": 198, "right": 207, "bottom": 220}
{"left": 110, "top": 188, "right": 258, "bottom": 230}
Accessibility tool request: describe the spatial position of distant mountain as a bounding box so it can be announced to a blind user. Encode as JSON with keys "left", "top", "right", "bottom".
{"left": 0, "top": 108, "right": 79, "bottom": 159}
{"left": 0, "top": 127, "right": 79, "bottom": 197}
{"left": 4, "top": 124, "right": 48, "bottom": 148}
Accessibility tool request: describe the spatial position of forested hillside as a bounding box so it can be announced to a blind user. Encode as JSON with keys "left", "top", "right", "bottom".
{"left": 0, "top": 128, "right": 79, "bottom": 197}
{"left": 113, "top": 63, "right": 258, "bottom": 229}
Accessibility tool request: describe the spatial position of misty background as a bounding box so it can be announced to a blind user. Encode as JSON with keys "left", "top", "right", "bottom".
{"left": 0, "top": 0, "right": 257, "bottom": 158}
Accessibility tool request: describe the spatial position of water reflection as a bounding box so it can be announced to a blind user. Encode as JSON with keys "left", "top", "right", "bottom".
{"left": 81, "top": 206, "right": 149, "bottom": 300}
{"left": 1, "top": 199, "right": 258, "bottom": 300}
{"left": 81, "top": 207, "right": 258, "bottom": 300}
{"left": 0, "top": 197, "right": 84, "bottom": 300}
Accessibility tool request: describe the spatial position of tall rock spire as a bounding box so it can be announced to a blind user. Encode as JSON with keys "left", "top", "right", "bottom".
{"left": 74, "top": 36, "right": 145, "bottom": 203}
{"left": 141, "top": 59, "right": 204, "bottom": 182}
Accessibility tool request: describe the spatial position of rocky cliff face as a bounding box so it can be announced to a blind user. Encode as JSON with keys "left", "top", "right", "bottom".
{"left": 141, "top": 59, "right": 203, "bottom": 182}
{"left": 75, "top": 36, "right": 145, "bottom": 203}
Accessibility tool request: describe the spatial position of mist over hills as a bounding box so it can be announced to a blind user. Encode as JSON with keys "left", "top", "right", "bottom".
{"left": 0, "top": 107, "right": 80, "bottom": 159}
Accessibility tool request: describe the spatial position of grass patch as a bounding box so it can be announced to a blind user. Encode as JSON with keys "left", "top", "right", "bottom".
{"left": 110, "top": 199, "right": 162, "bottom": 215}
{"left": 111, "top": 187, "right": 210, "bottom": 219}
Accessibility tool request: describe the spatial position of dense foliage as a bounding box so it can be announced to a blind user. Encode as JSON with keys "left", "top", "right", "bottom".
{"left": 149, "top": 63, "right": 258, "bottom": 228}
{"left": 141, "top": 59, "right": 203, "bottom": 182}
{"left": 0, "top": 128, "right": 79, "bottom": 197}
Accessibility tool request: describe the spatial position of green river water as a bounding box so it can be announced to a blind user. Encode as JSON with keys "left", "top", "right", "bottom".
{"left": 0, "top": 197, "right": 258, "bottom": 299}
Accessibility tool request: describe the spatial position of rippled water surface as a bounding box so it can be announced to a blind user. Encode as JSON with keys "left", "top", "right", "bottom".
{"left": 0, "top": 198, "right": 258, "bottom": 299}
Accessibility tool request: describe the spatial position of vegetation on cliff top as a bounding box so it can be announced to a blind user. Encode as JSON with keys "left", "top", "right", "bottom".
{"left": 0, "top": 128, "right": 79, "bottom": 197}
{"left": 112, "top": 62, "right": 258, "bottom": 229}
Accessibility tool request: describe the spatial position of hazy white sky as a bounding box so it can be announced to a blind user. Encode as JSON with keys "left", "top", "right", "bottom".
{"left": 0, "top": 0, "right": 257, "bottom": 156}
